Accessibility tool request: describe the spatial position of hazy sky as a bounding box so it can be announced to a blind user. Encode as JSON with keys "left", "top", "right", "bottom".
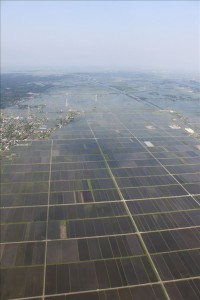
{"left": 1, "top": 1, "right": 200, "bottom": 72}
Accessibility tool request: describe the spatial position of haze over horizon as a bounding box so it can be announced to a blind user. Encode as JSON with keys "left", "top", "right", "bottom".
{"left": 1, "top": 1, "right": 200, "bottom": 73}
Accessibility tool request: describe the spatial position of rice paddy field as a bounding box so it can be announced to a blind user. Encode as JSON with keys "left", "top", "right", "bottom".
{"left": 1, "top": 72, "right": 200, "bottom": 299}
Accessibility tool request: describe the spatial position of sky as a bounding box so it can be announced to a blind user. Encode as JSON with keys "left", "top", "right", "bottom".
{"left": 1, "top": 1, "right": 200, "bottom": 72}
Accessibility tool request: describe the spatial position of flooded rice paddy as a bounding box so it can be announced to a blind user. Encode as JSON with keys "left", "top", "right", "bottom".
{"left": 1, "top": 72, "right": 200, "bottom": 299}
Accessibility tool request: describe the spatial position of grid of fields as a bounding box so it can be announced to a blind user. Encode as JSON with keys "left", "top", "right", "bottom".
{"left": 1, "top": 95, "right": 200, "bottom": 300}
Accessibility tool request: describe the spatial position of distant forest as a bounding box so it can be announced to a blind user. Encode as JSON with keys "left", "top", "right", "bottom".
{"left": 1, "top": 73, "right": 68, "bottom": 108}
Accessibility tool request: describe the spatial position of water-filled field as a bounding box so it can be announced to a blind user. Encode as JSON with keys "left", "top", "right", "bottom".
{"left": 1, "top": 72, "right": 200, "bottom": 299}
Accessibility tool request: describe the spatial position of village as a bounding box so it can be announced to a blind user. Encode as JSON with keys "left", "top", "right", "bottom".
{"left": 0, "top": 109, "right": 78, "bottom": 152}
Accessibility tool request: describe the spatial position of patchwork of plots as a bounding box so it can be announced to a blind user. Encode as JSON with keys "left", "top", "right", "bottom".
{"left": 1, "top": 96, "right": 200, "bottom": 300}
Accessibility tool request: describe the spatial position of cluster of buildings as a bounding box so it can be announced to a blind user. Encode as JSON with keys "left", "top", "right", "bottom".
{"left": 0, "top": 110, "right": 79, "bottom": 152}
